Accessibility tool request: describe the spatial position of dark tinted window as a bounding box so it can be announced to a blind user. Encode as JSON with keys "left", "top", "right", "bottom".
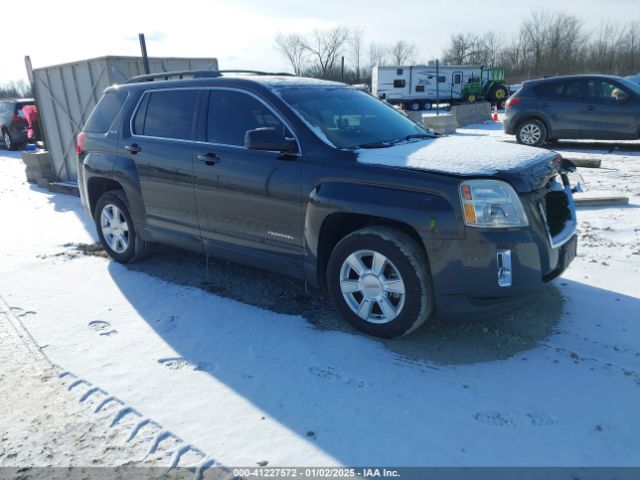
{"left": 132, "top": 94, "right": 149, "bottom": 135}
{"left": 15, "top": 101, "right": 33, "bottom": 112}
{"left": 84, "top": 90, "right": 127, "bottom": 133}
{"left": 207, "top": 90, "right": 287, "bottom": 146}
{"left": 534, "top": 80, "right": 586, "bottom": 99}
{"left": 453, "top": 74, "right": 462, "bottom": 85}
{"left": 393, "top": 79, "right": 406, "bottom": 88}
{"left": 416, "top": 85, "right": 425, "bottom": 92}
{"left": 585, "top": 79, "right": 626, "bottom": 100}
{"left": 141, "top": 90, "right": 197, "bottom": 140}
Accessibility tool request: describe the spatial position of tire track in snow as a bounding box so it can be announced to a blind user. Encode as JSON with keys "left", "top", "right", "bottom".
{"left": 1, "top": 296, "right": 229, "bottom": 478}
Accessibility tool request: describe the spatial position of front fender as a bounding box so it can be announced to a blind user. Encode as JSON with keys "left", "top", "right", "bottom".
{"left": 304, "top": 181, "right": 464, "bottom": 286}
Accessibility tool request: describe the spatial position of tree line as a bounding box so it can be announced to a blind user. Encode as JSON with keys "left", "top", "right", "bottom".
{"left": 275, "top": 27, "right": 417, "bottom": 84}
{"left": 442, "top": 11, "right": 640, "bottom": 82}
{"left": 0, "top": 80, "right": 32, "bottom": 99}
{"left": 275, "top": 11, "right": 640, "bottom": 84}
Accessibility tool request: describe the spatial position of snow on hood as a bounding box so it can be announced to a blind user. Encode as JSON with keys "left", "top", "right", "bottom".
{"left": 356, "top": 135, "right": 555, "bottom": 176}
{"left": 356, "top": 135, "right": 560, "bottom": 192}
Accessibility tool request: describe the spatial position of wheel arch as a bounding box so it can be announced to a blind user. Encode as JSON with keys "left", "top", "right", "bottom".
{"left": 314, "top": 212, "right": 426, "bottom": 288}
{"left": 516, "top": 114, "right": 552, "bottom": 137}
{"left": 87, "top": 177, "right": 126, "bottom": 217}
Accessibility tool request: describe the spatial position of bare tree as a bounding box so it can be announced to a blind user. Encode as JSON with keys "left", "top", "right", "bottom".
{"left": 625, "top": 21, "right": 640, "bottom": 73}
{"left": 275, "top": 33, "right": 308, "bottom": 75}
{"left": 367, "top": 42, "right": 388, "bottom": 68}
{"left": 301, "top": 25, "right": 351, "bottom": 79}
{"left": 348, "top": 28, "right": 364, "bottom": 82}
{"left": 388, "top": 41, "right": 416, "bottom": 65}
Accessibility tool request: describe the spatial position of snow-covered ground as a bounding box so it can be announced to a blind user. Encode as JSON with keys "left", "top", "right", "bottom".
{"left": 0, "top": 119, "right": 639, "bottom": 470}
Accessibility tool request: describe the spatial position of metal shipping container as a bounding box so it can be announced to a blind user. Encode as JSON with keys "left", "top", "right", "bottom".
{"left": 33, "top": 55, "right": 219, "bottom": 182}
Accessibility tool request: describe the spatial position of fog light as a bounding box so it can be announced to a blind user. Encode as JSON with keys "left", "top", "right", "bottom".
{"left": 497, "top": 249, "right": 512, "bottom": 287}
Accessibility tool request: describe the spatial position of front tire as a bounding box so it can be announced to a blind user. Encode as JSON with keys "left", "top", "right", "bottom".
{"left": 516, "top": 119, "right": 547, "bottom": 147}
{"left": 94, "top": 190, "right": 151, "bottom": 263}
{"left": 327, "top": 226, "right": 434, "bottom": 338}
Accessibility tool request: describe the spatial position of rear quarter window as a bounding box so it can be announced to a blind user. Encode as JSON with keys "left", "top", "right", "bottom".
{"left": 134, "top": 90, "right": 198, "bottom": 140}
{"left": 15, "top": 101, "right": 34, "bottom": 111}
{"left": 84, "top": 90, "right": 128, "bottom": 133}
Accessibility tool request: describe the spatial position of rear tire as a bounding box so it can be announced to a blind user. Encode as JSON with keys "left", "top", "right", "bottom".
{"left": 489, "top": 84, "right": 508, "bottom": 103}
{"left": 94, "top": 190, "right": 152, "bottom": 263}
{"left": 516, "top": 119, "right": 547, "bottom": 147}
{"left": 3, "top": 130, "right": 15, "bottom": 150}
{"left": 408, "top": 101, "right": 421, "bottom": 111}
{"left": 327, "top": 226, "right": 434, "bottom": 338}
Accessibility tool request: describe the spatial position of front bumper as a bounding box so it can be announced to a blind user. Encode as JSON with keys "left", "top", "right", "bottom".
{"left": 432, "top": 176, "right": 577, "bottom": 320}
{"left": 435, "top": 233, "right": 576, "bottom": 320}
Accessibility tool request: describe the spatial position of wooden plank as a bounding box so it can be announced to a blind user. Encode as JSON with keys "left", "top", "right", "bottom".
{"left": 48, "top": 182, "right": 80, "bottom": 197}
{"left": 574, "top": 193, "right": 629, "bottom": 207}
{"left": 563, "top": 157, "right": 601, "bottom": 168}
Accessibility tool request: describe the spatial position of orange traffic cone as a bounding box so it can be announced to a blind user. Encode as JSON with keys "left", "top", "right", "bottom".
{"left": 492, "top": 105, "right": 499, "bottom": 121}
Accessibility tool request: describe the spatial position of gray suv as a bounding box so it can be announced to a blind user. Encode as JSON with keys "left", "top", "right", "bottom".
{"left": 504, "top": 75, "right": 640, "bottom": 146}
{"left": 0, "top": 98, "right": 33, "bottom": 150}
{"left": 78, "top": 71, "right": 577, "bottom": 338}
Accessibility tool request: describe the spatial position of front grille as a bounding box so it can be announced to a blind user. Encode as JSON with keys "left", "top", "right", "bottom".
{"left": 544, "top": 190, "right": 571, "bottom": 237}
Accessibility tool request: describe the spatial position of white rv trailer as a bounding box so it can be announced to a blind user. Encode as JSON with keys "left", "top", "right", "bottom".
{"left": 372, "top": 64, "right": 485, "bottom": 110}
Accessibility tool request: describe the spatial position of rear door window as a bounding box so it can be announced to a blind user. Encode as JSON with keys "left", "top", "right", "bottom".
{"left": 84, "top": 90, "right": 127, "bottom": 133}
{"left": 136, "top": 89, "right": 198, "bottom": 140}
{"left": 206, "top": 90, "right": 289, "bottom": 147}
{"left": 534, "top": 80, "right": 586, "bottom": 100}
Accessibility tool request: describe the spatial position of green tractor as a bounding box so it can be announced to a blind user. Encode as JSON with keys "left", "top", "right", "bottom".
{"left": 461, "top": 68, "right": 509, "bottom": 105}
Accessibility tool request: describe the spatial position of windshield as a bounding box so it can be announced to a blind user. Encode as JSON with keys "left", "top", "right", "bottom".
{"left": 618, "top": 77, "right": 640, "bottom": 96}
{"left": 278, "top": 87, "right": 428, "bottom": 149}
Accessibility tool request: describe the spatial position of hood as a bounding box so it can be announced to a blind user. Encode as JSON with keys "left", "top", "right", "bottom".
{"left": 356, "top": 136, "right": 561, "bottom": 192}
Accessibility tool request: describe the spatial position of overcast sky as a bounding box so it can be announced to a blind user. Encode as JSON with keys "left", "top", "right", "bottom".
{"left": 2, "top": 0, "right": 638, "bottom": 84}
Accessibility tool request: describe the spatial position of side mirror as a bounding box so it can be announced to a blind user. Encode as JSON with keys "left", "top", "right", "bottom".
{"left": 244, "top": 127, "right": 296, "bottom": 153}
{"left": 615, "top": 92, "right": 629, "bottom": 103}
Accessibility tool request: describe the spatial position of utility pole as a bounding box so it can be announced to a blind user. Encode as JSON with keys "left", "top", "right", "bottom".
{"left": 436, "top": 59, "right": 440, "bottom": 116}
{"left": 139, "top": 33, "right": 150, "bottom": 74}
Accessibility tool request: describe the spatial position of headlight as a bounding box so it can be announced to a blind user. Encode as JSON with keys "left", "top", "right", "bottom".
{"left": 459, "top": 179, "right": 528, "bottom": 228}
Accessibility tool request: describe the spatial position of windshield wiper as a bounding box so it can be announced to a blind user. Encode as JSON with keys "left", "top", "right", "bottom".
{"left": 350, "top": 132, "right": 437, "bottom": 150}
{"left": 352, "top": 141, "right": 394, "bottom": 149}
{"left": 394, "top": 132, "right": 438, "bottom": 143}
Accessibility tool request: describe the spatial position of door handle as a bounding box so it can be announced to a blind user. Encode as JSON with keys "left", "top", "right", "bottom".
{"left": 197, "top": 152, "right": 220, "bottom": 166}
{"left": 124, "top": 143, "right": 141, "bottom": 154}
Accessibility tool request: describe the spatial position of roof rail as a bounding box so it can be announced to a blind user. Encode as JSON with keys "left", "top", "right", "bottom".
{"left": 217, "top": 70, "right": 295, "bottom": 76}
{"left": 126, "top": 69, "right": 295, "bottom": 84}
{"left": 126, "top": 70, "right": 221, "bottom": 84}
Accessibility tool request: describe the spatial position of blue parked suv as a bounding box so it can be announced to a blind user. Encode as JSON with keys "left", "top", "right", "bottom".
{"left": 504, "top": 75, "right": 640, "bottom": 147}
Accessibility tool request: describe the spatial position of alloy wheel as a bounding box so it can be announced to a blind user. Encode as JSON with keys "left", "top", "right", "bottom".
{"left": 339, "top": 249, "right": 406, "bottom": 324}
{"left": 100, "top": 204, "right": 130, "bottom": 254}
{"left": 520, "top": 124, "right": 541, "bottom": 145}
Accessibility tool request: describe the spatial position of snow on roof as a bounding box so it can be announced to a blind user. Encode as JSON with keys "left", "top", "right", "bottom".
{"left": 356, "top": 136, "right": 555, "bottom": 176}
